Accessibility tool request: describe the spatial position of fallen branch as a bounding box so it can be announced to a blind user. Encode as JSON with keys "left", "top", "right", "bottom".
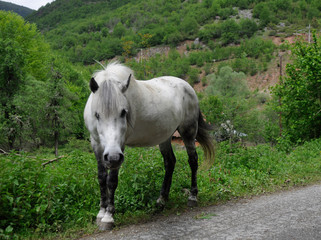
{"left": 0, "top": 148, "right": 8, "bottom": 154}
{"left": 0, "top": 148, "right": 40, "bottom": 159}
{"left": 42, "top": 155, "right": 64, "bottom": 167}
{"left": 1, "top": 148, "right": 64, "bottom": 164}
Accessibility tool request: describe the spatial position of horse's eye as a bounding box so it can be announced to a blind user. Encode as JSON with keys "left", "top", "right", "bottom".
{"left": 120, "top": 109, "right": 127, "bottom": 118}
{"left": 95, "top": 112, "right": 100, "bottom": 120}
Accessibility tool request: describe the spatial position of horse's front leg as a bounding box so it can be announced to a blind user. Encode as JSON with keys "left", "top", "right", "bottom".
{"left": 99, "top": 168, "right": 119, "bottom": 230}
{"left": 96, "top": 160, "right": 108, "bottom": 225}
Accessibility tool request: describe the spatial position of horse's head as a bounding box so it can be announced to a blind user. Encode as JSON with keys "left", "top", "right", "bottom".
{"left": 89, "top": 73, "right": 131, "bottom": 169}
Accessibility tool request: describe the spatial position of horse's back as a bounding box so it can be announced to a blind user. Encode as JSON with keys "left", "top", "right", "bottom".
{"left": 138, "top": 76, "right": 198, "bottom": 103}
{"left": 138, "top": 76, "right": 199, "bottom": 116}
{"left": 124, "top": 76, "right": 199, "bottom": 147}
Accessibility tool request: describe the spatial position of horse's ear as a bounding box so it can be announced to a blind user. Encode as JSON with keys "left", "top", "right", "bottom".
{"left": 122, "top": 74, "right": 131, "bottom": 93}
{"left": 90, "top": 77, "right": 99, "bottom": 93}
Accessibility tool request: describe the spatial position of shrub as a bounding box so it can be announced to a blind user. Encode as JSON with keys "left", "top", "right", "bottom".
{"left": 0, "top": 151, "right": 98, "bottom": 235}
{"left": 272, "top": 34, "right": 321, "bottom": 143}
{"left": 206, "top": 66, "right": 249, "bottom": 98}
{"left": 220, "top": 19, "right": 240, "bottom": 45}
{"left": 187, "top": 68, "right": 200, "bottom": 84}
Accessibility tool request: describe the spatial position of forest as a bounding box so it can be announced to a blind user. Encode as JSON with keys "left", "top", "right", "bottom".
{"left": 27, "top": 0, "right": 321, "bottom": 64}
{"left": 1, "top": 0, "right": 321, "bottom": 239}
{"left": 0, "top": 1, "right": 34, "bottom": 17}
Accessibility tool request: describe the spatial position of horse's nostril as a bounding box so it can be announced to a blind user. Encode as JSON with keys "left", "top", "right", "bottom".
{"left": 104, "top": 153, "right": 123, "bottom": 163}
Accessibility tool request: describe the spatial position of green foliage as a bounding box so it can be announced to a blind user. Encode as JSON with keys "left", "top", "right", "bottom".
{"left": 0, "top": 1, "right": 34, "bottom": 17}
{"left": 127, "top": 49, "right": 191, "bottom": 80}
{"left": 199, "top": 95, "right": 223, "bottom": 124}
{"left": 0, "top": 12, "right": 88, "bottom": 151}
{"left": 272, "top": 33, "right": 321, "bottom": 143}
{"left": 202, "top": 66, "right": 276, "bottom": 143}
{"left": 2, "top": 139, "right": 321, "bottom": 239}
{"left": 232, "top": 55, "right": 258, "bottom": 76}
{"left": 0, "top": 11, "right": 50, "bottom": 149}
{"left": 187, "top": 67, "right": 200, "bottom": 84}
{"left": 240, "top": 37, "right": 275, "bottom": 59}
{"left": 22, "top": 0, "right": 318, "bottom": 65}
{"left": 0, "top": 150, "right": 98, "bottom": 237}
{"left": 239, "top": 18, "right": 258, "bottom": 38}
{"left": 220, "top": 19, "right": 241, "bottom": 45}
{"left": 207, "top": 66, "right": 249, "bottom": 98}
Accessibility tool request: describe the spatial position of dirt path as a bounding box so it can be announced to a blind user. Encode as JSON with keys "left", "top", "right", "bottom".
{"left": 80, "top": 183, "right": 321, "bottom": 240}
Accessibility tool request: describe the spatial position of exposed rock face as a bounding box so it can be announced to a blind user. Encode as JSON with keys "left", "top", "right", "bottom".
{"left": 238, "top": 9, "right": 253, "bottom": 19}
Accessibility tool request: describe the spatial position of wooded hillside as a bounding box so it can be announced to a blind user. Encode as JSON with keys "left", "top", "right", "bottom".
{"left": 27, "top": 0, "right": 321, "bottom": 64}
{"left": 0, "top": 1, "right": 34, "bottom": 17}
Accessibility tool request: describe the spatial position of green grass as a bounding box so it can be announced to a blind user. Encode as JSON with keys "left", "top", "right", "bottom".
{"left": 1, "top": 139, "right": 321, "bottom": 239}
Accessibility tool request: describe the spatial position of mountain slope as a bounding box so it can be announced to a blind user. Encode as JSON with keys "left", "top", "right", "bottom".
{"left": 27, "top": 0, "right": 139, "bottom": 30}
{"left": 26, "top": 0, "right": 320, "bottom": 66}
{"left": 0, "top": 1, "right": 34, "bottom": 17}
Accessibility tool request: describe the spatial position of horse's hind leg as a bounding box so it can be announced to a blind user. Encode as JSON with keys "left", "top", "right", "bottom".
{"left": 179, "top": 124, "right": 199, "bottom": 207}
{"left": 157, "top": 137, "right": 176, "bottom": 208}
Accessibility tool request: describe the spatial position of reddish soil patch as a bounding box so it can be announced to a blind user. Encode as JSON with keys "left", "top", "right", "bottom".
{"left": 172, "top": 138, "right": 200, "bottom": 147}
{"left": 271, "top": 34, "right": 308, "bottom": 46}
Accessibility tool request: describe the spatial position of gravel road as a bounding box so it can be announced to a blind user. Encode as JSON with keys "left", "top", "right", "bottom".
{"left": 80, "top": 184, "right": 321, "bottom": 240}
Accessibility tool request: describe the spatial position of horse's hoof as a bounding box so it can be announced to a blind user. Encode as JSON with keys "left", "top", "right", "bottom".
{"left": 96, "top": 217, "right": 102, "bottom": 225}
{"left": 98, "top": 221, "right": 114, "bottom": 231}
{"left": 188, "top": 199, "right": 198, "bottom": 207}
{"left": 187, "top": 195, "right": 198, "bottom": 207}
{"left": 156, "top": 196, "right": 166, "bottom": 209}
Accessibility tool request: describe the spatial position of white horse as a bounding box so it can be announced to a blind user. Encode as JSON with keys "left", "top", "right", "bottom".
{"left": 84, "top": 62, "right": 214, "bottom": 230}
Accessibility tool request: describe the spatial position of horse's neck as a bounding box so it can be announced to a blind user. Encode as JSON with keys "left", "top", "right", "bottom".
{"left": 127, "top": 80, "right": 145, "bottom": 108}
{"left": 126, "top": 80, "right": 156, "bottom": 120}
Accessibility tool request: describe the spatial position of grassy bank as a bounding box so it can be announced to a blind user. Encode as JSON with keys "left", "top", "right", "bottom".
{"left": 1, "top": 139, "right": 321, "bottom": 239}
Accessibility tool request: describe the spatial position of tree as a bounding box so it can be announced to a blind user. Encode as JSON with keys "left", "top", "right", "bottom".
{"left": 199, "top": 95, "right": 223, "bottom": 125}
{"left": 0, "top": 11, "right": 49, "bottom": 149}
{"left": 179, "top": 16, "right": 198, "bottom": 37}
{"left": 272, "top": 33, "right": 321, "bottom": 143}
{"left": 13, "top": 75, "right": 49, "bottom": 149}
{"left": 206, "top": 66, "right": 249, "bottom": 98}
{"left": 253, "top": 2, "right": 277, "bottom": 28}
{"left": 45, "top": 57, "right": 79, "bottom": 156}
{"left": 220, "top": 19, "right": 240, "bottom": 45}
{"left": 113, "top": 22, "right": 126, "bottom": 38}
{"left": 239, "top": 19, "right": 258, "bottom": 38}
{"left": 0, "top": 11, "right": 84, "bottom": 152}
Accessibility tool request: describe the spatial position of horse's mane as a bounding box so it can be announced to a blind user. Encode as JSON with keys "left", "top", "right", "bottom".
{"left": 93, "top": 61, "right": 134, "bottom": 86}
{"left": 92, "top": 62, "right": 133, "bottom": 125}
{"left": 96, "top": 80, "right": 119, "bottom": 116}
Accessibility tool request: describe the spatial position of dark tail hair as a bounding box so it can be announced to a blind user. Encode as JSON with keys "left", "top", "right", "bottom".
{"left": 196, "top": 110, "right": 215, "bottom": 166}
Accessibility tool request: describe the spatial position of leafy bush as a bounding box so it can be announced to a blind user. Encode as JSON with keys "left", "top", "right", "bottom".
{"left": 199, "top": 95, "right": 224, "bottom": 125}
{"left": 187, "top": 68, "right": 200, "bottom": 85}
{"left": 220, "top": 19, "right": 240, "bottom": 45}
{"left": 239, "top": 18, "right": 258, "bottom": 38}
{"left": 0, "top": 151, "right": 98, "bottom": 236}
{"left": 272, "top": 33, "right": 321, "bottom": 143}
{"left": 206, "top": 66, "right": 249, "bottom": 98}
{"left": 232, "top": 56, "right": 258, "bottom": 76}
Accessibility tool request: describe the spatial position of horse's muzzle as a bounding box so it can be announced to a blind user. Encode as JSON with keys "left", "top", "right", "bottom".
{"left": 103, "top": 152, "right": 124, "bottom": 169}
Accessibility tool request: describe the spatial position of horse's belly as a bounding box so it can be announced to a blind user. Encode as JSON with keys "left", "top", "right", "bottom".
{"left": 125, "top": 125, "right": 176, "bottom": 147}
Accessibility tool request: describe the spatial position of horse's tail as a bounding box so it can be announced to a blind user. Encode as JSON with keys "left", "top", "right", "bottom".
{"left": 196, "top": 110, "right": 215, "bottom": 166}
